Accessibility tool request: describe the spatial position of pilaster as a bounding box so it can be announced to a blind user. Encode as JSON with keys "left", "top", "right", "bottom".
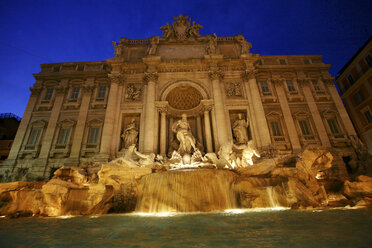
{"left": 273, "top": 79, "right": 302, "bottom": 152}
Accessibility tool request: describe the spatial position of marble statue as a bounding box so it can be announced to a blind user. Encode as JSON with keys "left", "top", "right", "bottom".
{"left": 188, "top": 21, "right": 203, "bottom": 38}
{"left": 160, "top": 15, "right": 204, "bottom": 41}
{"left": 232, "top": 114, "right": 249, "bottom": 144}
{"left": 160, "top": 22, "right": 173, "bottom": 40}
{"left": 234, "top": 141, "right": 260, "bottom": 166}
{"left": 172, "top": 113, "right": 196, "bottom": 155}
{"left": 148, "top": 36, "right": 159, "bottom": 55}
{"left": 206, "top": 33, "right": 218, "bottom": 54}
{"left": 121, "top": 119, "right": 138, "bottom": 149}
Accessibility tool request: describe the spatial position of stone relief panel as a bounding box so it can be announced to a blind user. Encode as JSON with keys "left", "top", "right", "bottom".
{"left": 225, "top": 82, "right": 243, "bottom": 98}
{"left": 125, "top": 83, "right": 142, "bottom": 101}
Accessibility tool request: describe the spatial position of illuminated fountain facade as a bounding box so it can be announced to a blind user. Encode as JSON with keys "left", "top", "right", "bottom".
{"left": 1, "top": 15, "right": 368, "bottom": 215}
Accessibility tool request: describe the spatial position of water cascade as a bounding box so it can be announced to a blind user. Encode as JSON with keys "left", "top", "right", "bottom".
{"left": 135, "top": 169, "right": 237, "bottom": 212}
{"left": 266, "top": 186, "right": 280, "bottom": 208}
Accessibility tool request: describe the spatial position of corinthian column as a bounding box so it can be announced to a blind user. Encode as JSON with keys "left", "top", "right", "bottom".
{"left": 143, "top": 72, "right": 158, "bottom": 153}
{"left": 202, "top": 103, "right": 213, "bottom": 153}
{"left": 100, "top": 75, "right": 121, "bottom": 159}
{"left": 242, "top": 70, "right": 271, "bottom": 148}
{"left": 209, "top": 70, "right": 229, "bottom": 147}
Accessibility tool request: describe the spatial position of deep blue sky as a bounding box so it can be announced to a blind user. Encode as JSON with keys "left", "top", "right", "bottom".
{"left": 0, "top": 0, "right": 371, "bottom": 117}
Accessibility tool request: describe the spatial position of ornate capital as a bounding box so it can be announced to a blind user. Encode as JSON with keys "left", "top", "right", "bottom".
{"left": 201, "top": 99, "right": 214, "bottom": 112}
{"left": 82, "top": 85, "right": 95, "bottom": 93}
{"left": 29, "top": 86, "right": 42, "bottom": 95}
{"left": 156, "top": 101, "right": 168, "bottom": 114}
{"left": 241, "top": 70, "right": 257, "bottom": 81}
{"left": 55, "top": 86, "right": 67, "bottom": 94}
{"left": 109, "top": 74, "right": 123, "bottom": 85}
{"left": 208, "top": 70, "right": 223, "bottom": 80}
{"left": 143, "top": 72, "right": 159, "bottom": 84}
{"left": 322, "top": 77, "right": 335, "bottom": 86}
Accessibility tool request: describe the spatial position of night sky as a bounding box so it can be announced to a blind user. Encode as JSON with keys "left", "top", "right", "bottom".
{"left": 0, "top": 0, "right": 371, "bottom": 117}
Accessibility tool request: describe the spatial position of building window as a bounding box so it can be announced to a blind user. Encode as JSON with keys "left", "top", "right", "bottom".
{"left": 347, "top": 75, "right": 354, "bottom": 85}
{"left": 270, "top": 121, "right": 283, "bottom": 136}
{"left": 88, "top": 127, "right": 100, "bottom": 144}
{"left": 286, "top": 80, "right": 296, "bottom": 92}
{"left": 365, "top": 54, "right": 372, "bottom": 68}
{"left": 57, "top": 128, "right": 71, "bottom": 145}
{"left": 257, "top": 60, "right": 262, "bottom": 65}
{"left": 53, "top": 66, "right": 60, "bottom": 72}
{"left": 327, "top": 119, "right": 340, "bottom": 134}
{"left": 363, "top": 109, "right": 372, "bottom": 124}
{"left": 279, "top": 59, "right": 286, "bottom": 65}
{"left": 77, "top": 65, "right": 84, "bottom": 71}
{"left": 260, "top": 80, "right": 270, "bottom": 93}
{"left": 97, "top": 86, "right": 107, "bottom": 99}
{"left": 44, "top": 88, "right": 54, "bottom": 100}
{"left": 70, "top": 87, "right": 80, "bottom": 99}
{"left": 353, "top": 91, "right": 365, "bottom": 105}
{"left": 299, "top": 120, "right": 312, "bottom": 135}
{"left": 303, "top": 59, "right": 310, "bottom": 64}
{"left": 28, "top": 128, "right": 42, "bottom": 145}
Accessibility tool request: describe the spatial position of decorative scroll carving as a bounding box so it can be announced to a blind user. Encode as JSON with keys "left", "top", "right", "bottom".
{"left": 209, "top": 70, "right": 224, "bottom": 80}
{"left": 143, "top": 72, "right": 159, "bottom": 84}
{"left": 109, "top": 75, "right": 123, "bottom": 85}
{"left": 235, "top": 34, "right": 251, "bottom": 54}
{"left": 160, "top": 14, "right": 203, "bottom": 41}
{"left": 241, "top": 70, "right": 257, "bottom": 81}
{"left": 148, "top": 36, "right": 160, "bottom": 56}
{"left": 206, "top": 33, "right": 218, "bottom": 54}
{"left": 125, "top": 83, "right": 142, "bottom": 101}
{"left": 225, "top": 82, "right": 243, "bottom": 97}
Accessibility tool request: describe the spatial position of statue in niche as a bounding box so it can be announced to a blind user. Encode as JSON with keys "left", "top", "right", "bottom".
{"left": 121, "top": 119, "right": 138, "bottom": 149}
{"left": 148, "top": 36, "right": 160, "bottom": 56}
{"left": 125, "top": 83, "right": 141, "bottom": 101}
{"left": 235, "top": 34, "right": 251, "bottom": 54}
{"left": 112, "top": 41, "right": 123, "bottom": 57}
{"left": 232, "top": 114, "right": 249, "bottom": 144}
{"left": 206, "top": 33, "right": 218, "bottom": 54}
{"left": 172, "top": 113, "right": 196, "bottom": 155}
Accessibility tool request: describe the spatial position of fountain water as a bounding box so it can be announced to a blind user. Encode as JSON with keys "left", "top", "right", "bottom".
{"left": 135, "top": 169, "right": 237, "bottom": 212}
{"left": 266, "top": 186, "right": 280, "bottom": 208}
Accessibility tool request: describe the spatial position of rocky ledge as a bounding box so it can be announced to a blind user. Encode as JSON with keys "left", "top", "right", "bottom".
{"left": 0, "top": 148, "right": 371, "bottom": 218}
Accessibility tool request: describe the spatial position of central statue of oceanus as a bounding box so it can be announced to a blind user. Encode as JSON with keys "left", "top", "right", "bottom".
{"left": 172, "top": 113, "right": 196, "bottom": 155}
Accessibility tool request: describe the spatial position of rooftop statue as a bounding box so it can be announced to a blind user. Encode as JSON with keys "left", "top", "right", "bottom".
{"left": 235, "top": 34, "right": 252, "bottom": 54}
{"left": 160, "top": 14, "right": 203, "bottom": 41}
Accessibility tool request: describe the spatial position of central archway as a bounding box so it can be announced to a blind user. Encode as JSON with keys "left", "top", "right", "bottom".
{"left": 166, "top": 86, "right": 203, "bottom": 110}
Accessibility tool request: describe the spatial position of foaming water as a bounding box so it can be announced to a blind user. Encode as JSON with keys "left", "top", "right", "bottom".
{"left": 1, "top": 208, "right": 371, "bottom": 247}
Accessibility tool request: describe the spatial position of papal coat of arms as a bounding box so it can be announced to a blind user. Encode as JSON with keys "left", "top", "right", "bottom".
{"left": 160, "top": 14, "right": 203, "bottom": 41}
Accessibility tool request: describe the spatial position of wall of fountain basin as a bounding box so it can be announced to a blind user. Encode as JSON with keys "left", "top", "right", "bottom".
{"left": 1, "top": 148, "right": 372, "bottom": 218}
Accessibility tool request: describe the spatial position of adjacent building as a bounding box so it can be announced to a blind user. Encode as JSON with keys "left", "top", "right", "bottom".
{"left": 0, "top": 15, "right": 358, "bottom": 181}
{"left": 0, "top": 113, "right": 21, "bottom": 163}
{"left": 335, "top": 37, "right": 372, "bottom": 154}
